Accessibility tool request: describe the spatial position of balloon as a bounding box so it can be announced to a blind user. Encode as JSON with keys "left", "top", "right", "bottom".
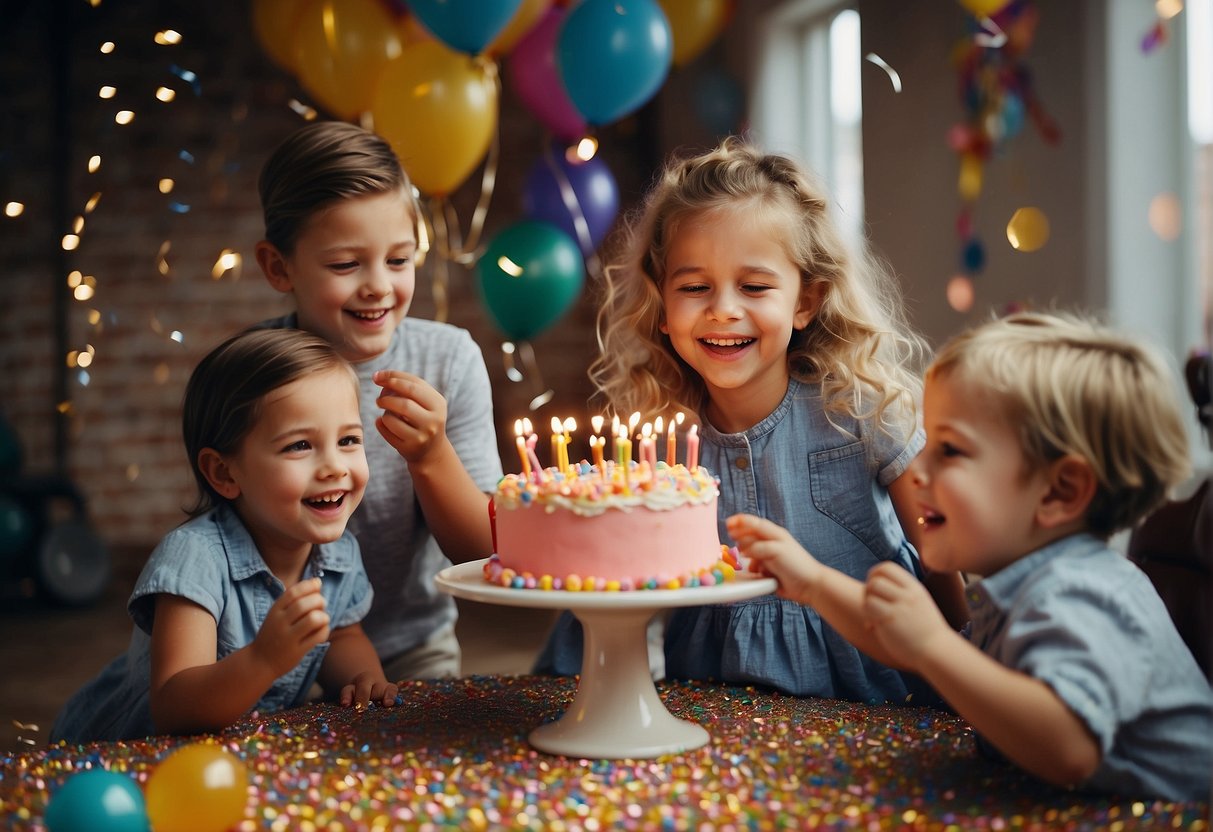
{"left": 507, "top": 6, "right": 587, "bottom": 141}
{"left": 476, "top": 220, "right": 585, "bottom": 341}
{"left": 45, "top": 770, "right": 148, "bottom": 832}
{"left": 659, "top": 0, "right": 727, "bottom": 67}
{"left": 522, "top": 144, "right": 619, "bottom": 256}
{"left": 292, "top": 0, "right": 403, "bottom": 119}
{"left": 0, "top": 495, "right": 35, "bottom": 561}
{"left": 958, "top": 0, "right": 1011, "bottom": 16}
{"left": 1006, "top": 206, "right": 1050, "bottom": 252}
{"left": 486, "top": 0, "right": 551, "bottom": 57}
{"left": 371, "top": 40, "right": 499, "bottom": 196}
{"left": 144, "top": 744, "right": 248, "bottom": 832}
{"left": 404, "top": 0, "right": 523, "bottom": 55}
{"left": 251, "top": 0, "right": 306, "bottom": 74}
{"left": 557, "top": 0, "right": 673, "bottom": 126}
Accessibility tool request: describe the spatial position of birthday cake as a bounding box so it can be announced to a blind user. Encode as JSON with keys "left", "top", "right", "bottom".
{"left": 485, "top": 461, "right": 737, "bottom": 591}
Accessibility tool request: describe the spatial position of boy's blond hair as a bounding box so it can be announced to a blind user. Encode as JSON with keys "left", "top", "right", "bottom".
{"left": 927, "top": 311, "right": 1192, "bottom": 537}
{"left": 590, "top": 137, "right": 926, "bottom": 432}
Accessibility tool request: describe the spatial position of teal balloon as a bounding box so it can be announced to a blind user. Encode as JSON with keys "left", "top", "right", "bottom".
{"left": 45, "top": 770, "right": 149, "bottom": 832}
{"left": 0, "top": 496, "right": 35, "bottom": 560}
{"left": 557, "top": 0, "right": 672, "bottom": 125}
{"left": 477, "top": 220, "right": 584, "bottom": 341}
{"left": 405, "top": 0, "right": 524, "bottom": 55}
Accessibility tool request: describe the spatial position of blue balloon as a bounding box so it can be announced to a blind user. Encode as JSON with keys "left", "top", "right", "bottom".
{"left": 557, "top": 0, "right": 673, "bottom": 126}
{"left": 522, "top": 144, "right": 620, "bottom": 257}
{"left": 962, "top": 237, "right": 986, "bottom": 273}
{"left": 45, "top": 770, "right": 149, "bottom": 832}
{"left": 405, "top": 0, "right": 523, "bottom": 55}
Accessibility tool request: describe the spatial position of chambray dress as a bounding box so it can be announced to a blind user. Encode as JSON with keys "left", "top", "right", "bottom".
{"left": 536, "top": 379, "right": 929, "bottom": 704}
{"left": 50, "top": 503, "right": 373, "bottom": 744}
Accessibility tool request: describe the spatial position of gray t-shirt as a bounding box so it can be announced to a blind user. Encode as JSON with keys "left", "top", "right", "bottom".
{"left": 965, "top": 532, "right": 1213, "bottom": 801}
{"left": 259, "top": 314, "right": 503, "bottom": 659}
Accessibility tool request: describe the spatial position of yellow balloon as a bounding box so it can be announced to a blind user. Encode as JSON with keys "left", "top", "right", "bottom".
{"left": 957, "top": 0, "right": 1011, "bottom": 17}
{"left": 1006, "top": 206, "right": 1050, "bottom": 252}
{"left": 293, "top": 0, "right": 403, "bottom": 120}
{"left": 958, "top": 153, "right": 984, "bottom": 201}
{"left": 145, "top": 743, "right": 249, "bottom": 832}
{"left": 252, "top": 0, "right": 306, "bottom": 74}
{"left": 371, "top": 41, "right": 499, "bottom": 196}
{"left": 659, "top": 0, "right": 728, "bottom": 67}
{"left": 486, "top": 0, "right": 551, "bottom": 58}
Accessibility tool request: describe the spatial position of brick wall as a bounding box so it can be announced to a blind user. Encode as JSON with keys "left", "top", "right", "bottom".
{"left": 0, "top": 1, "right": 718, "bottom": 556}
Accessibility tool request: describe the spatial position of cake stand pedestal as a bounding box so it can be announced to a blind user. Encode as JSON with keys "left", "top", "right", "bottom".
{"left": 435, "top": 559, "right": 776, "bottom": 759}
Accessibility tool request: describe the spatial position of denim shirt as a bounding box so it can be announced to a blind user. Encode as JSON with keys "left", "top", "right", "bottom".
{"left": 966, "top": 533, "right": 1213, "bottom": 801}
{"left": 663, "top": 378, "right": 927, "bottom": 702}
{"left": 50, "top": 504, "right": 373, "bottom": 744}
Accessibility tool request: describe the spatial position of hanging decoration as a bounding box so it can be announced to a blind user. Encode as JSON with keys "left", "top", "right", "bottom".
{"left": 1141, "top": 0, "right": 1184, "bottom": 53}
{"left": 949, "top": 0, "right": 1060, "bottom": 307}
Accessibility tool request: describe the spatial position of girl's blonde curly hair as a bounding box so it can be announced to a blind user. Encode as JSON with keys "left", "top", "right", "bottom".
{"left": 589, "top": 137, "right": 927, "bottom": 433}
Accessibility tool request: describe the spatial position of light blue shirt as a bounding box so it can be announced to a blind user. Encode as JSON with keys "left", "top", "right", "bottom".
{"left": 663, "top": 378, "right": 928, "bottom": 701}
{"left": 966, "top": 533, "right": 1213, "bottom": 801}
{"left": 50, "top": 504, "right": 372, "bottom": 744}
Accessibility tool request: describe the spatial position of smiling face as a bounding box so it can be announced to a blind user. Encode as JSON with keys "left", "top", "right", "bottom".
{"left": 659, "top": 207, "right": 818, "bottom": 432}
{"left": 265, "top": 188, "right": 418, "bottom": 364}
{"left": 910, "top": 372, "right": 1053, "bottom": 577}
{"left": 218, "top": 367, "right": 368, "bottom": 572}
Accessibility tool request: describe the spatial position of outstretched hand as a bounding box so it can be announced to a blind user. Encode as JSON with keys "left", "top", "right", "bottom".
{"left": 339, "top": 673, "right": 399, "bottom": 709}
{"left": 251, "top": 578, "right": 330, "bottom": 678}
{"left": 863, "top": 562, "right": 950, "bottom": 670}
{"left": 726, "top": 513, "right": 824, "bottom": 604}
{"left": 374, "top": 370, "right": 448, "bottom": 464}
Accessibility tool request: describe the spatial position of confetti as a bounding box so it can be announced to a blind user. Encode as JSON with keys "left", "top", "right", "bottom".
{"left": 3, "top": 678, "right": 1205, "bottom": 830}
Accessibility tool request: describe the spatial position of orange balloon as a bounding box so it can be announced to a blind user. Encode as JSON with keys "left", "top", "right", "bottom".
{"left": 659, "top": 0, "right": 728, "bottom": 67}
{"left": 958, "top": 0, "right": 1011, "bottom": 16}
{"left": 486, "top": 0, "right": 552, "bottom": 58}
{"left": 293, "top": 0, "right": 403, "bottom": 119}
{"left": 371, "top": 41, "right": 499, "bottom": 196}
{"left": 252, "top": 0, "right": 306, "bottom": 74}
{"left": 145, "top": 743, "right": 249, "bottom": 832}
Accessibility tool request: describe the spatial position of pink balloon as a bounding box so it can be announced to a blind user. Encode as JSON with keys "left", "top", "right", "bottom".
{"left": 507, "top": 7, "right": 587, "bottom": 141}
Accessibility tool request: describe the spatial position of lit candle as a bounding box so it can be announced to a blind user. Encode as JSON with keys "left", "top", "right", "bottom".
{"left": 514, "top": 419, "right": 532, "bottom": 481}
{"left": 562, "top": 417, "right": 576, "bottom": 472}
{"left": 524, "top": 420, "right": 546, "bottom": 482}
{"left": 686, "top": 423, "right": 699, "bottom": 471}
{"left": 550, "top": 416, "right": 562, "bottom": 473}
{"left": 641, "top": 422, "right": 656, "bottom": 471}
{"left": 589, "top": 435, "right": 604, "bottom": 473}
{"left": 666, "top": 418, "right": 676, "bottom": 466}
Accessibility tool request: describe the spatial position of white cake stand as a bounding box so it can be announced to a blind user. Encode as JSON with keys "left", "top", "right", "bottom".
{"left": 435, "top": 559, "right": 777, "bottom": 760}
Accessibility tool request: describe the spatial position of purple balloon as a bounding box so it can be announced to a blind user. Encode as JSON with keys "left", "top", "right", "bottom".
{"left": 507, "top": 7, "right": 587, "bottom": 141}
{"left": 522, "top": 144, "right": 619, "bottom": 256}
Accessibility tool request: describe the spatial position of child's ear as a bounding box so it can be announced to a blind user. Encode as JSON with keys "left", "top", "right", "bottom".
{"left": 794, "top": 281, "right": 826, "bottom": 330}
{"left": 1036, "top": 454, "right": 1097, "bottom": 529}
{"left": 197, "top": 448, "right": 241, "bottom": 500}
{"left": 255, "top": 240, "right": 293, "bottom": 294}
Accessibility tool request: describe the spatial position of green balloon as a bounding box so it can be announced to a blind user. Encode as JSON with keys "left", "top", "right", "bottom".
{"left": 476, "top": 220, "right": 585, "bottom": 341}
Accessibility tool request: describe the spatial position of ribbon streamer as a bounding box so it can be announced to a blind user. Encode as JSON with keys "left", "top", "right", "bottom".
{"left": 542, "top": 141, "right": 604, "bottom": 279}
{"left": 501, "top": 339, "right": 554, "bottom": 410}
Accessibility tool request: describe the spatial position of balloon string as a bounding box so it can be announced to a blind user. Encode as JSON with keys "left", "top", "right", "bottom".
{"left": 519, "top": 340, "right": 554, "bottom": 411}
{"left": 501, "top": 341, "right": 524, "bottom": 382}
{"left": 425, "top": 197, "right": 451, "bottom": 322}
{"left": 543, "top": 139, "right": 603, "bottom": 279}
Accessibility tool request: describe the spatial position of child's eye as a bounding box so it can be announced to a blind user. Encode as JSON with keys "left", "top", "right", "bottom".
{"left": 339, "top": 434, "right": 363, "bottom": 447}
{"left": 742, "top": 283, "right": 772, "bottom": 294}
{"left": 940, "top": 442, "right": 964, "bottom": 458}
{"left": 676, "top": 283, "right": 708, "bottom": 294}
{"left": 283, "top": 440, "right": 312, "bottom": 453}
{"left": 328, "top": 261, "right": 358, "bottom": 272}
{"left": 388, "top": 257, "right": 411, "bottom": 267}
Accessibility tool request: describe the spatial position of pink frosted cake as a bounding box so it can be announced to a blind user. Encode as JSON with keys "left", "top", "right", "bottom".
{"left": 485, "top": 462, "right": 738, "bottom": 591}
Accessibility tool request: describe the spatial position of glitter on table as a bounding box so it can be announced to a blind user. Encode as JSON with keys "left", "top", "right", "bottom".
{"left": 2, "top": 676, "right": 1209, "bottom": 831}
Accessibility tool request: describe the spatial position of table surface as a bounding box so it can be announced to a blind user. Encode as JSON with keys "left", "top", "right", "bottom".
{"left": 2, "top": 676, "right": 1208, "bottom": 831}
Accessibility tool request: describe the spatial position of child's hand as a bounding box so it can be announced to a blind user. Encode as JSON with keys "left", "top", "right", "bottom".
{"left": 339, "top": 672, "right": 399, "bottom": 709}
{"left": 251, "top": 578, "right": 330, "bottom": 677}
{"left": 373, "top": 370, "right": 448, "bottom": 464}
{"left": 863, "top": 562, "right": 949, "bottom": 669}
{"left": 726, "top": 513, "right": 824, "bottom": 603}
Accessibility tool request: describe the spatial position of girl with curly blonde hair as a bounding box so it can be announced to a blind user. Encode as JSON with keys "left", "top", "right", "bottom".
{"left": 536, "top": 138, "right": 967, "bottom": 700}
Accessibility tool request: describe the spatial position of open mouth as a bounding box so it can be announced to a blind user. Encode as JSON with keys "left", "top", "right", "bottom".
{"left": 305, "top": 492, "right": 346, "bottom": 510}
{"left": 918, "top": 509, "right": 945, "bottom": 528}
{"left": 347, "top": 309, "right": 389, "bottom": 322}
{"left": 699, "top": 336, "right": 755, "bottom": 355}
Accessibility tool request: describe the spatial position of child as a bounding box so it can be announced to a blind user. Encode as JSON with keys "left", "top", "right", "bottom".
{"left": 734, "top": 311, "right": 1213, "bottom": 801}
{"left": 253, "top": 121, "right": 502, "bottom": 681}
{"left": 535, "top": 137, "right": 968, "bottom": 702}
{"left": 51, "top": 329, "right": 396, "bottom": 743}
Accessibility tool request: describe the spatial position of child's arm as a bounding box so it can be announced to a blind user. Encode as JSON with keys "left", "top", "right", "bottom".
{"left": 727, "top": 514, "right": 905, "bottom": 669}
{"left": 374, "top": 370, "right": 494, "bottom": 561}
{"left": 864, "top": 563, "right": 1101, "bottom": 787}
{"left": 887, "top": 471, "right": 970, "bottom": 629}
{"left": 149, "top": 579, "right": 330, "bottom": 735}
{"left": 316, "top": 622, "right": 398, "bottom": 708}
